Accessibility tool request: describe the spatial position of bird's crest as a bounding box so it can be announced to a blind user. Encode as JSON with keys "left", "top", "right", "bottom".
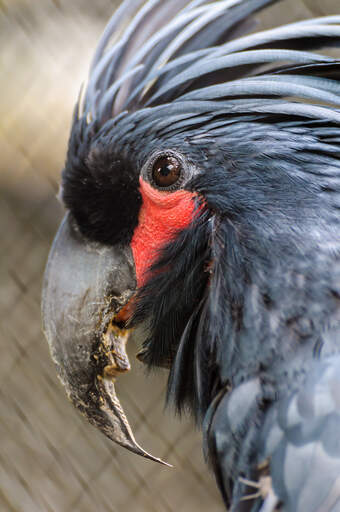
{"left": 78, "top": 0, "right": 340, "bottom": 134}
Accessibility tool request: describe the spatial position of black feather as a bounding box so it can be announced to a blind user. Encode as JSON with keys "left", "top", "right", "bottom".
{"left": 62, "top": 116, "right": 141, "bottom": 245}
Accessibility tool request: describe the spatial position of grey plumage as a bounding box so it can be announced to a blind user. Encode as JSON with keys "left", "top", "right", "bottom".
{"left": 260, "top": 356, "right": 340, "bottom": 511}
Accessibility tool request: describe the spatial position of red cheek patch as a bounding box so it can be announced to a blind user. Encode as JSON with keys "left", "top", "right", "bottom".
{"left": 131, "top": 178, "right": 197, "bottom": 287}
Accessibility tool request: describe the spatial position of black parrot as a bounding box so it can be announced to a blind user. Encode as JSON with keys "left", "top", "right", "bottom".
{"left": 42, "top": 0, "right": 340, "bottom": 510}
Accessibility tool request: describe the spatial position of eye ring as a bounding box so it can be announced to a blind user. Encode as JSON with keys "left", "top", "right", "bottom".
{"left": 145, "top": 151, "right": 188, "bottom": 191}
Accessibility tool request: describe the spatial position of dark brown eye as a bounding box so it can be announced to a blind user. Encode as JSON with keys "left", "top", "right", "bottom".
{"left": 152, "top": 156, "right": 182, "bottom": 188}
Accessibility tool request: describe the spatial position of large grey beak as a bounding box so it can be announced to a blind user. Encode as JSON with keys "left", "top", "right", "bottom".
{"left": 42, "top": 214, "right": 170, "bottom": 466}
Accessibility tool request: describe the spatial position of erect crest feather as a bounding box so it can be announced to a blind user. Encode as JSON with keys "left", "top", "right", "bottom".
{"left": 75, "top": 0, "right": 340, "bottom": 136}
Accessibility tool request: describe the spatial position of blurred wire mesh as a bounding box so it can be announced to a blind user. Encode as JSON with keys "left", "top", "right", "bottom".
{"left": 1, "top": 0, "right": 340, "bottom": 511}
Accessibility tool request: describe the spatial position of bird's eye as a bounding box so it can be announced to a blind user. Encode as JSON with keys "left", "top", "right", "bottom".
{"left": 152, "top": 156, "right": 182, "bottom": 188}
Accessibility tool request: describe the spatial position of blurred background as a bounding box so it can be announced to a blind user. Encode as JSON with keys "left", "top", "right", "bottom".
{"left": 0, "top": 0, "right": 339, "bottom": 511}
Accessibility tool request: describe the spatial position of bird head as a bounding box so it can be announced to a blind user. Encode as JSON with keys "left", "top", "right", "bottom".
{"left": 42, "top": 0, "right": 340, "bottom": 463}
